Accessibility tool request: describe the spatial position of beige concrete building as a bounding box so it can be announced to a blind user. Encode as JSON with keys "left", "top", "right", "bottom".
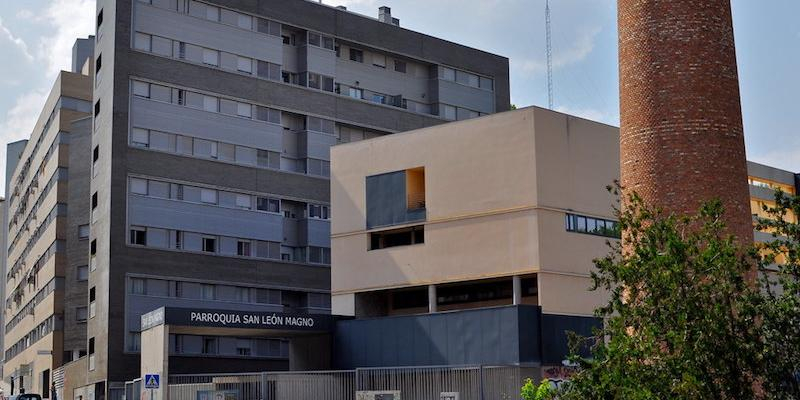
{"left": 330, "top": 106, "right": 618, "bottom": 368}
{"left": 332, "top": 106, "right": 618, "bottom": 318}
{"left": 3, "top": 60, "right": 93, "bottom": 396}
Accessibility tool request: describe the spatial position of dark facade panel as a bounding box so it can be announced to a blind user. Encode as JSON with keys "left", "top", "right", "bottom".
{"left": 366, "top": 171, "right": 425, "bottom": 229}
{"left": 333, "top": 305, "right": 541, "bottom": 369}
{"left": 539, "top": 314, "right": 601, "bottom": 365}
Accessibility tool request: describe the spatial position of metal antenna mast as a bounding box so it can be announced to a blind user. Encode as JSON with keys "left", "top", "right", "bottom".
{"left": 545, "top": 0, "right": 554, "bottom": 109}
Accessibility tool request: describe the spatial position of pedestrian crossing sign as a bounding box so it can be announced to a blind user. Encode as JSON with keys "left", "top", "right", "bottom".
{"left": 145, "top": 374, "right": 160, "bottom": 389}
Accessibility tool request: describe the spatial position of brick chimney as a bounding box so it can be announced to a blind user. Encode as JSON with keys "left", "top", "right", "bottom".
{"left": 618, "top": 0, "right": 753, "bottom": 243}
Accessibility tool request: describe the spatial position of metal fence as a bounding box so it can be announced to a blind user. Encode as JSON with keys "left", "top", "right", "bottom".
{"left": 154, "top": 365, "right": 537, "bottom": 400}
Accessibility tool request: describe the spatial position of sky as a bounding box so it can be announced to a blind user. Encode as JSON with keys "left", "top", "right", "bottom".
{"left": 0, "top": 0, "right": 797, "bottom": 195}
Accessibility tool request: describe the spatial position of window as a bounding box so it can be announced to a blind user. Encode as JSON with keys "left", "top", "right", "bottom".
{"left": 257, "top": 197, "right": 280, "bottom": 213}
{"left": 237, "top": 56, "right": 252, "bottom": 73}
{"left": 134, "top": 32, "right": 151, "bottom": 51}
{"left": 372, "top": 93, "right": 387, "bottom": 104}
{"left": 97, "top": 9, "right": 103, "bottom": 27}
{"left": 201, "top": 284, "right": 215, "bottom": 300}
{"left": 236, "top": 339, "right": 252, "bottom": 356}
{"left": 348, "top": 87, "right": 363, "bottom": 100}
{"left": 131, "top": 128, "right": 149, "bottom": 147}
{"left": 441, "top": 104, "right": 457, "bottom": 120}
{"left": 394, "top": 60, "right": 407, "bottom": 73}
{"left": 93, "top": 146, "right": 99, "bottom": 162}
{"left": 442, "top": 67, "right": 456, "bottom": 81}
{"left": 42, "top": 370, "right": 50, "bottom": 399}
{"left": 88, "top": 337, "right": 95, "bottom": 370}
{"left": 202, "top": 48, "right": 219, "bottom": 66}
{"left": 308, "top": 204, "right": 329, "bottom": 220}
{"left": 373, "top": 54, "right": 386, "bottom": 68}
{"left": 308, "top": 246, "right": 331, "bottom": 264}
{"left": 202, "top": 237, "right": 217, "bottom": 253}
{"left": 79, "top": 224, "right": 90, "bottom": 239}
{"left": 130, "top": 278, "right": 146, "bottom": 295}
{"left": 480, "top": 76, "right": 494, "bottom": 91}
{"left": 130, "top": 227, "right": 146, "bottom": 245}
{"left": 457, "top": 70, "right": 480, "bottom": 87}
{"left": 128, "top": 332, "right": 141, "bottom": 352}
{"left": 200, "top": 188, "right": 217, "bottom": 204}
{"left": 94, "top": 100, "right": 101, "bottom": 117}
{"left": 77, "top": 265, "right": 89, "bottom": 281}
{"left": 237, "top": 102, "right": 252, "bottom": 118}
{"left": 307, "top": 72, "right": 321, "bottom": 89}
{"left": 322, "top": 36, "right": 334, "bottom": 50}
{"left": 308, "top": 32, "right": 321, "bottom": 47}
{"left": 90, "top": 240, "right": 97, "bottom": 256}
{"left": 235, "top": 194, "right": 251, "bottom": 209}
{"left": 91, "top": 192, "right": 98, "bottom": 209}
{"left": 370, "top": 225, "right": 425, "bottom": 250}
{"left": 206, "top": 5, "right": 220, "bottom": 21}
{"left": 95, "top": 54, "right": 102, "bottom": 73}
{"left": 237, "top": 14, "right": 252, "bottom": 30}
{"left": 76, "top": 307, "right": 88, "bottom": 322}
{"left": 203, "top": 95, "right": 218, "bottom": 112}
{"left": 237, "top": 240, "right": 251, "bottom": 257}
{"left": 89, "top": 287, "right": 96, "bottom": 318}
{"left": 130, "top": 178, "right": 148, "bottom": 195}
{"left": 349, "top": 48, "right": 363, "bottom": 63}
{"left": 133, "top": 81, "right": 150, "bottom": 97}
{"left": 76, "top": 265, "right": 89, "bottom": 282}
{"left": 565, "top": 213, "right": 620, "bottom": 238}
{"left": 203, "top": 337, "right": 217, "bottom": 354}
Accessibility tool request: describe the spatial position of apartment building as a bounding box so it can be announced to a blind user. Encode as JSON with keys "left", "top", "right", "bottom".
{"left": 67, "top": 0, "right": 509, "bottom": 398}
{"left": 330, "top": 107, "right": 616, "bottom": 370}
{"left": 2, "top": 59, "right": 94, "bottom": 395}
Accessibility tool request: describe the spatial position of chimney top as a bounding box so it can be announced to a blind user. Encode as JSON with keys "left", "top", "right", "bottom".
{"left": 378, "top": 6, "right": 399, "bottom": 26}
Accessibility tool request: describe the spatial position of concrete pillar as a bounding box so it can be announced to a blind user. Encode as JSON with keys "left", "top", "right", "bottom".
{"left": 512, "top": 275, "right": 522, "bottom": 305}
{"left": 428, "top": 284, "right": 437, "bottom": 313}
{"left": 141, "top": 324, "right": 169, "bottom": 400}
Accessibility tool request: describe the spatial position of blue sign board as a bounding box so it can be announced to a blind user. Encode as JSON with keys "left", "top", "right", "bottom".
{"left": 145, "top": 374, "right": 160, "bottom": 389}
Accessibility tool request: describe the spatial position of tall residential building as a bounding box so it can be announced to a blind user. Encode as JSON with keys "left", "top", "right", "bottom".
{"left": 618, "top": 0, "right": 752, "bottom": 242}
{"left": 3, "top": 57, "right": 94, "bottom": 395}
{"left": 331, "top": 107, "right": 617, "bottom": 371}
{"left": 2, "top": 140, "right": 29, "bottom": 393}
{"left": 66, "top": 0, "right": 508, "bottom": 398}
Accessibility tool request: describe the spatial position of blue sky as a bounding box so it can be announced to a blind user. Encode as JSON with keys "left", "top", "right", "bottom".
{"left": 0, "top": 0, "right": 797, "bottom": 194}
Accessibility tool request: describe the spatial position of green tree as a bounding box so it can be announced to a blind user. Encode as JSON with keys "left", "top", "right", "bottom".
{"left": 521, "top": 378, "right": 557, "bottom": 400}
{"left": 558, "top": 190, "right": 772, "bottom": 399}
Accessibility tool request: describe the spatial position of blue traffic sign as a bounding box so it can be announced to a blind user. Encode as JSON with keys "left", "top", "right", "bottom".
{"left": 144, "top": 374, "right": 160, "bottom": 389}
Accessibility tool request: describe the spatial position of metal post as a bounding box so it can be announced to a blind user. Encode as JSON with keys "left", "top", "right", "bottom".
{"left": 260, "top": 372, "right": 267, "bottom": 400}
{"left": 428, "top": 284, "right": 437, "bottom": 313}
{"left": 512, "top": 275, "right": 522, "bottom": 305}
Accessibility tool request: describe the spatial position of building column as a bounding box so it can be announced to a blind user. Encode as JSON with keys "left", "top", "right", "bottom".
{"left": 512, "top": 275, "right": 522, "bottom": 305}
{"left": 428, "top": 284, "right": 437, "bottom": 313}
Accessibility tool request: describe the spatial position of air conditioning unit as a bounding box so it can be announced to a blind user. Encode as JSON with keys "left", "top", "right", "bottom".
{"left": 356, "top": 391, "right": 400, "bottom": 400}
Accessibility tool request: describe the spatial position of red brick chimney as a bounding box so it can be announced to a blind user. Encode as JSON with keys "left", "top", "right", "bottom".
{"left": 618, "top": 0, "right": 753, "bottom": 243}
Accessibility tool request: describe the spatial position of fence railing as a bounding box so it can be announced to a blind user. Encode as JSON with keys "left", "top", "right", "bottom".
{"left": 148, "top": 365, "right": 537, "bottom": 400}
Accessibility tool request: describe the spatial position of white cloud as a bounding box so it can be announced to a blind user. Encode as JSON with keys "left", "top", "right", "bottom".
{"left": 0, "top": 89, "right": 49, "bottom": 194}
{"left": 515, "top": 26, "right": 601, "bottom": 76}
{"left": 748, "top": 148, "right": 800, "bottom": 173}
{"left": 0, "top": 16, "right": 34, "bottom": 62}
{"left": 36, "top": 0, "right": 95, "bottom": 77}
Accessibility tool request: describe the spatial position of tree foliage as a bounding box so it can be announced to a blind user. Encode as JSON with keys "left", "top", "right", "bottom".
{"left": 553, "top": 188, "right": 800, "bottom": 399}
